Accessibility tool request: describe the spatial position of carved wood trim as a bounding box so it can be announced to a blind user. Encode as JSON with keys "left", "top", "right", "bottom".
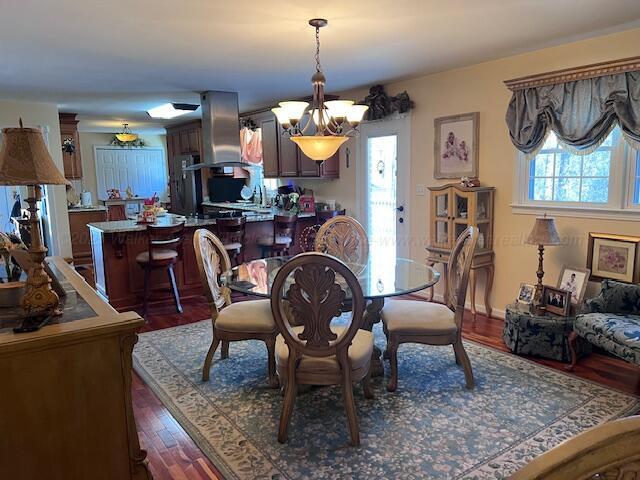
{"left": 504, "top": 56, "right": 640, "bottom": 91}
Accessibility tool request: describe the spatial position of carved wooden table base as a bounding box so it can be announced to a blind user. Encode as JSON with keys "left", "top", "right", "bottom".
{"left": 362, "top": 298, "right": 385, "bottom": 377}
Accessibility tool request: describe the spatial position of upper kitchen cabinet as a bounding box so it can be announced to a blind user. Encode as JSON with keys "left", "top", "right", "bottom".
{"left": 254, "top": 112, "right": 279, "bottom": 178}
{"left": 59, "top": 113, "right": 83, "bottom": 180}
{"left": 167, "top": 121, "right": 202, "bottom": 156}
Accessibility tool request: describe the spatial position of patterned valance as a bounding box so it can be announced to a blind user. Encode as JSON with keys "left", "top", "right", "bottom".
{"left": 504, "top": 57, "right": 640, "bottom": 154}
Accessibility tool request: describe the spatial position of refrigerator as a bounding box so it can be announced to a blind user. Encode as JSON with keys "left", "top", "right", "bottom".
{"left": 170, "top": 154, "right": 203, "bottom": 216}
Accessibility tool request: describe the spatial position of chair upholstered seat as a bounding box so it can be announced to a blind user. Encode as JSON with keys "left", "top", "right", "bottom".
{"left": 382, "top": 300, "right": 458, "bottom": 335}
{"left": 256, "top": 235, "right": 292, "bottom": 246}
{"left": 135, "top": 249, "right": 178, "bottom": 264}
{"left": 222, "top": 242, "right": 242, "bottom": 251}
{"left": 275, "top": 326, "right": 373, "bottom": 379}
{"left": 215, "top": 299, "right": 276, "bottom": 333}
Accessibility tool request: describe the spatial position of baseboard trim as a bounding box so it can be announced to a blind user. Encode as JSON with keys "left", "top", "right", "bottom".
{"left": 402, "top": 291, "right": 506, "bottom": 320}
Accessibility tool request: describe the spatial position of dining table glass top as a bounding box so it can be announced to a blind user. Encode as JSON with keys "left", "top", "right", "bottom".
{"left": 221, "top": 254, "right": 440, "bottom": 300}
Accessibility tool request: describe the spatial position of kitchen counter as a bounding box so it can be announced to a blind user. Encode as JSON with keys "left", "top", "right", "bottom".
{"left": 68, "top": 205, "right": 108, "bottom": 213}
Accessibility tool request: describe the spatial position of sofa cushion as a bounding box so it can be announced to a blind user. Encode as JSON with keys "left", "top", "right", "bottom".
{"left": 587, "top": 280, "right": 640, "bottom": 315}
{"left": 576, "top": 313, "right": 640, "bottom": 351}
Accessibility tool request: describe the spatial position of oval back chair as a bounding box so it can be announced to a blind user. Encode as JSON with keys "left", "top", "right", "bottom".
{"left": 193, "top": 229, "right": 278, "bottom": 387}
{"left": 314, "top": 216, "right": 369, "bottom": 267}
{"left": 270, "top": 252, "right": 374, "bottom": 446}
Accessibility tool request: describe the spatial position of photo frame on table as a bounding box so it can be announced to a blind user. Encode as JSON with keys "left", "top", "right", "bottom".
{"left": 557, "top": 265, "right": 590, "bottom": 306}
{"left": 542, "top": 285, "right": 571, "bottom": 316}
{"left": 434, "top": 112, "right": 479, "bottom": 179}
{"left": 586, "top": 233, "right": 640, "bottom": 283}
{"left": 516, "top": 283, "right": 535, "bottom": 305}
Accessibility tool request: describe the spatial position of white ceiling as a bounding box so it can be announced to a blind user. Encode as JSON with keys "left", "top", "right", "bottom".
{"left": 1, "top": 0, "right": 639, "bottom": 134}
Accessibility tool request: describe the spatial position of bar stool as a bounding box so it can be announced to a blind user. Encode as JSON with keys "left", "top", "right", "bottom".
{"left": 136, "top": 222, "right": 185, "bottom": 318}
{"left": 316, "top": 209, "right": 345, "bottom": 224}
{"left": 216, "top": 217, "right": 246, "bottom": 266}
{"left": 256, "top": 214, "right": 298, "bottom": 257}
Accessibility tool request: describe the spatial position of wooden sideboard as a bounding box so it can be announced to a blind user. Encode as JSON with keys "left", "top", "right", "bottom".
{"left": 426, "top": 184, "right": 495, "bottom": 319}
{"left": 0, "top": 257, "right": 152, "bottom": 480}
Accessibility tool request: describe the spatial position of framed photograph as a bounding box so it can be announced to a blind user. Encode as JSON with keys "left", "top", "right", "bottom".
{"left": 434, "top": 112, "right": 479, "bottom": 179}
{"left": 542, "top": 285, "right": 571, "bottom": 316}
{"left": 587, "top": 233, "right": 640, "bottom": 283}
{"left": 516, "top": 283, "right": 535, "bottom": 305}
{"left": 557, "top": 266, "right": 590, "bottom": 306}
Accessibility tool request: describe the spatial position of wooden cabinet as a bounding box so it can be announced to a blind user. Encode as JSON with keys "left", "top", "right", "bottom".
{"left": 257, "top": 114, "right": 279, "bottom": 178}
{"left": 277, "top": 123, "right": 299, "bottom": 177}
{"left": 68, "top": 208, "right": 108, "bottom": 265}
{"left": 59, "top": 113, "right": 83, "bottom": 180}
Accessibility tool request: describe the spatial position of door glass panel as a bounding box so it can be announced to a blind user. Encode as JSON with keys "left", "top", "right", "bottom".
{"left": 454, "top": 222, "right": 468, "bottom": 241}
{"left": 476, "top": 192, "right": 489, "bottom": 221}
{"left": 435, "top": 221, "right": 449, "bottom": 246}
{"left": 435, "top": 193, "right": 448, "bottom": 218}
{"left": 454, "top": 194, "right": 468, "bottom": 219}
{"left": 366, "top": 135, "right": 398, "bottom": 292}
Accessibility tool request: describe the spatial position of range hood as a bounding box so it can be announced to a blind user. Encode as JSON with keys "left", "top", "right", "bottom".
{"left": 183, "top": 90, "right": 255, "bottom": 170}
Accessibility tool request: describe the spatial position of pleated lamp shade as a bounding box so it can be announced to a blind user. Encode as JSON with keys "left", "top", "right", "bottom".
{"left": 525, "top": 216, "right": 561, "bottom": 246}
{"left": 0, "top": 123, "right": 68, "bottom": 186}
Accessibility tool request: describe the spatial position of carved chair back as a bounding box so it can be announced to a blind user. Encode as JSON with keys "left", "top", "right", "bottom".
{"left": 271, "top": 252, "right": 365, "bottom": 360}
{"left": 145, "top": 222, "right": 185, "bottom": 265}
{"left": 273, "top": 214, "right": 298, "bottom": 248}
{"left": 216, "top": 217, "right": 246, "bottom": 247}
{"left": 446, "top": 226, "right": 479, "bottom": 328}
{"left": 193, "top": 229, "right": 232, "bottom": 318}
{"left": 314, "top": 216, "right": 369, "bottom": 267}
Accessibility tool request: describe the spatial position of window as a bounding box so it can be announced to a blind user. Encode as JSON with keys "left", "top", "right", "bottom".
{"left": 514, "top": 127, "right": 640, "bottom": 218}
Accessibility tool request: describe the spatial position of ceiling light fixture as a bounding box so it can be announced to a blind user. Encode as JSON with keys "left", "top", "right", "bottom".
{"left": 115, "top": 123, "right": 138, "bottom": 142}
{"left": 272, "top": 19, "right": 368, "bottom": 164}
{"left": 147, "top": 103, "right": 199, "bottom": 119}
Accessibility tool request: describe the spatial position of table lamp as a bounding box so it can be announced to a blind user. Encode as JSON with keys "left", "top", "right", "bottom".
{"left": 0, "top": 119, "right": 69, "bottom": 332}
{"left": 525, "top": 214, "right": 561, "bottom": 305}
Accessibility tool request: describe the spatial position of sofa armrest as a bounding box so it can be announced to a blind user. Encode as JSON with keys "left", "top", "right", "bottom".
{"left": 586, "top": 280, "right": 640, "bottom": 315}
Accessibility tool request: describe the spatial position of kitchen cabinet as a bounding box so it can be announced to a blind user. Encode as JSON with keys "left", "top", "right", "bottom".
{"left": 59, "top": 113, "right": 83, "bottom": 180}
{"left": 68, "top": 208, "right": 108, "bottom": 265}
{"left": 277, "top": 124, "right": 299, "bottom": 177}
{"left": 257, "top": 113, "right": 279, "bottom": 178}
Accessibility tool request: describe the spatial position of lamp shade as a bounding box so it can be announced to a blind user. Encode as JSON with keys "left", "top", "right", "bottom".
{"left": 290, "top": 135, "right": 348, "bottom": 162}
{"left": 0, "top": 125, "right": 68, "bottom": 186}
{"left": 525, "top": 216, "right": 561, "bottom": 246}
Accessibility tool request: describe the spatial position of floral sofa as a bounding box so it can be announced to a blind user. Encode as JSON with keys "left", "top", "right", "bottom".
{"left": 570, "top": 280, "right": 640, "bottom": 367}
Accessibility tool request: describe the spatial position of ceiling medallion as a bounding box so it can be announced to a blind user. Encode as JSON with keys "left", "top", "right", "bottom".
{"left": 272, "top": 19, "right": 369, "bottom": 164}
{"left": 115, "top": 123, "right": 138, "bottom": 142}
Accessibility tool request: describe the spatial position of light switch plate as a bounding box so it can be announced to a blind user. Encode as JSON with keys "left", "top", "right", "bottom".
{"left": 416, "top": 184, "right": 426, "bottom": 196}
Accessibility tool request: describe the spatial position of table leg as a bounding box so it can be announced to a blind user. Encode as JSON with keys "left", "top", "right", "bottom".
{"left": 362, "top": 298, "right": 385, "bottom": 378}
{"left": 484, "top": 264, "right": 494, "bottom": 318}
{"left": 426, "top": 261, "right": 435, "bottom": 301}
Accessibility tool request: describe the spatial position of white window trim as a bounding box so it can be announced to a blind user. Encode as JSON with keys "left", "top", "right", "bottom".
{"left": 512, "top": 130, "right": 640, "bottom": 222}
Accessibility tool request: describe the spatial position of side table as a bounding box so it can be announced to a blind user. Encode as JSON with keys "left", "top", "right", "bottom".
{"left": 503, "top": 303, "right": 590, "bottom": 362}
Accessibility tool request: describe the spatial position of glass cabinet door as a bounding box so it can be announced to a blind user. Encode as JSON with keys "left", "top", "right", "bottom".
{"left": 434, "top": 192, "right": 449, "bottom": 219}
{"left": 434, "top": 220, "right": 450, "bottom": 248}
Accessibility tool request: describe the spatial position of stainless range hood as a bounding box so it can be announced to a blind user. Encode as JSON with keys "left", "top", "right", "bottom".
{"left": 184, "top": 90, "right": 255, "bottom": 170}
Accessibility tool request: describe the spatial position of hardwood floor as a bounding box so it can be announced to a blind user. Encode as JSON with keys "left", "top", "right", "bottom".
{"left": 132, "top": 295, "right": 640, "bottom": 480}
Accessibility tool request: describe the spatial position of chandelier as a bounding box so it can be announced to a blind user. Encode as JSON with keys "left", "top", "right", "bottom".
{"left": 272, "top": 19, "right": 368, "bottom": 164}
{"left": 115, "top": 123, "right": 138, "bottom": 142}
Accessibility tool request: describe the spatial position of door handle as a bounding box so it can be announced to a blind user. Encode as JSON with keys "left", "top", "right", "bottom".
{"left": 396, "top": 205, "right": 404, "bottom": 212}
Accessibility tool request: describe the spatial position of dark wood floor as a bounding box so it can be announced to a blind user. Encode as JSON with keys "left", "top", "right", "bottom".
{"left": 132, "top": 295, "right": 640, "bottom": 480}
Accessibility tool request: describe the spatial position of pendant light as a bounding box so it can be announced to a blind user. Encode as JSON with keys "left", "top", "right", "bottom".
{"left": 115, "top": 123, "right": 138, "bottom": 142}
{"left": 272, "top": 19, "right": 368, "bottom": 164}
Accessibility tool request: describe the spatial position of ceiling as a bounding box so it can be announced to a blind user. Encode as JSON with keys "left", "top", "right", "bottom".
{"left": 2, "top": 0, "right": 639, "bottom": 134}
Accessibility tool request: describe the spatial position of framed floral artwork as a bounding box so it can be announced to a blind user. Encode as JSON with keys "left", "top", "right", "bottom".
{"left": 586, "top": 233, "right": 640, "bottom": 283}
{"left": 434, "top": 112, "right": 479, "bottom": 179}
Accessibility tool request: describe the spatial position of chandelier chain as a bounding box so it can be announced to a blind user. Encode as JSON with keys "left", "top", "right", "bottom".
{"left": 315, "top": 26, "right": 321, "bottom": 73}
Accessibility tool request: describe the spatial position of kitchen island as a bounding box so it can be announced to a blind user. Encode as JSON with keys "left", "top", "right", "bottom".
{"left": 88, "top": 209, "right": 316, "bottom": 311}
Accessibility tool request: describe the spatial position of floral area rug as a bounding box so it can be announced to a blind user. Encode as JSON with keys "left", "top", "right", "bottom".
{"left": 133, "top": 320, "right": 639, "bottom": 480}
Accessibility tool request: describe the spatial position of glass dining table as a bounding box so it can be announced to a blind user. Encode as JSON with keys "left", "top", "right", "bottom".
{"left": 221, "top": 254, "right": 440, "bottom": 376}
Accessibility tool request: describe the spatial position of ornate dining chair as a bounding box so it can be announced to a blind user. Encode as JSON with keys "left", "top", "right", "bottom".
{"left": 381, "top": 226, "right": 479, "bottom": 392}
{"left": 193, "top": 229, "right": 278, "bottom": 388}
{"left": 314, "top": 215, "right": 369, "bottom": 266}
{"left": 271, "top": 252, "right": 374, "bottom": 446}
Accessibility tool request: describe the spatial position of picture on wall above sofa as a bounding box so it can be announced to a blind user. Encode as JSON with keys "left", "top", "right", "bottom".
{"left": 587, "top": 233, "right": 640, "bottom": 283}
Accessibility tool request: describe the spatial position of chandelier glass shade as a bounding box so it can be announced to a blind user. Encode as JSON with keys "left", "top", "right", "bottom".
{"left": 115, "top": 123, "right": 138, "bottom": 142}
{"left": 272, "top": 19, "right": 368, "bottom": 163}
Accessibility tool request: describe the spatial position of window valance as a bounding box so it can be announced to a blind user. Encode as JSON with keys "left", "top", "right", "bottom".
{"left": 504, "top": 57, "right": 640, "bottom": 155}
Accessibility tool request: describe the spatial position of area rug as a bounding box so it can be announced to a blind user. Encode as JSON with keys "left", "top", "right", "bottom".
{"left": 133, "top": 320, "right": 639, "bottom": 480}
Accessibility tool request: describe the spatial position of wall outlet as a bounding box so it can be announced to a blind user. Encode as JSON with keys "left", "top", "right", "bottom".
{"left": 416, "top": 184, "right": 426, "bottom": 196}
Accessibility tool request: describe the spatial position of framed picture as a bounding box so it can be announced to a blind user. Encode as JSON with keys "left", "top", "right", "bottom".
{"left": 557, "top": 266, "right": 590, "bottom": 306}
{"left": 516, "top": 283, "right": 535, "bottom": 305}
{"left": 587, "top": 233, "right": 640, "bottom": 283}
{"left": 542, "top": 286, "right": 571, "bottom": 316}
{"left": 434, "top": 112, "right": 479, "bottom": 179}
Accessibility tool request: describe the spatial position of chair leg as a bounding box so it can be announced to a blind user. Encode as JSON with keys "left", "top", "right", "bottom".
{"left": 202, "top": 334, "right": 220, "bottom": 382}
{"left": 265, "top": 337, "right": 279, "bottom": 389}
{"left": 453, "top": 340, "right": 475, "bottom": 389}
{"left": 362, "top": 367, "right": 374, "bottom": 400}
{"left": 382, "top": 322, "right": 391, "bottom": 360}
{"left": 340, "top": 356, "right": 360, "bottom": 447}
{"left": 221, "top": 340, "right": 230, "bottom": 359}
{"left": 278, "top": 360, "right": 298, "bottom": 444}
{"left": 566, "top": 331, "right": 579, "bottom": 372}
{"left": 167, "top": 264, "right": 182, "bottom": 314}
{"left": 387, "top": 336, "right": 399, "bottom": 392}
{"left": 142, "top": 265, "right": 151, "bottom": 319}
{"left": 453, "top": 345, "right": 461, "bottom": 365}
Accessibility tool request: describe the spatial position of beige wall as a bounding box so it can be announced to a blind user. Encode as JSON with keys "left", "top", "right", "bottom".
{"left": 0, "top": 100, "right": 72, "bottom": 257}
{"left": 309, "top": 27, "right": 640, "bottom": 315}
{"left": 77, "top": 132, "right": 167, "bottom": 203}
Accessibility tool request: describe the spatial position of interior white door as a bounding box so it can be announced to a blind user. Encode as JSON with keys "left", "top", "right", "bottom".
{"left": 358, "top": 115, "right": 411, "bottom": 261}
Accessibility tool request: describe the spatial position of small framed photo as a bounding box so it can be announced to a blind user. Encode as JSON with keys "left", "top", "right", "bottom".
{"left": 557, "top": 266, "right": 590, "bottom": 306}
{"left": 542, "top": 286, "right": 571, "bottom": 316}
{"left": 434, "top": 112, "right": 479, "bottom": 179}
{"left": 516, "top": 283, "right": 535, "bottom": 305}
{"left": 587, "top": 233, "right": 640, "bottom": 283}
